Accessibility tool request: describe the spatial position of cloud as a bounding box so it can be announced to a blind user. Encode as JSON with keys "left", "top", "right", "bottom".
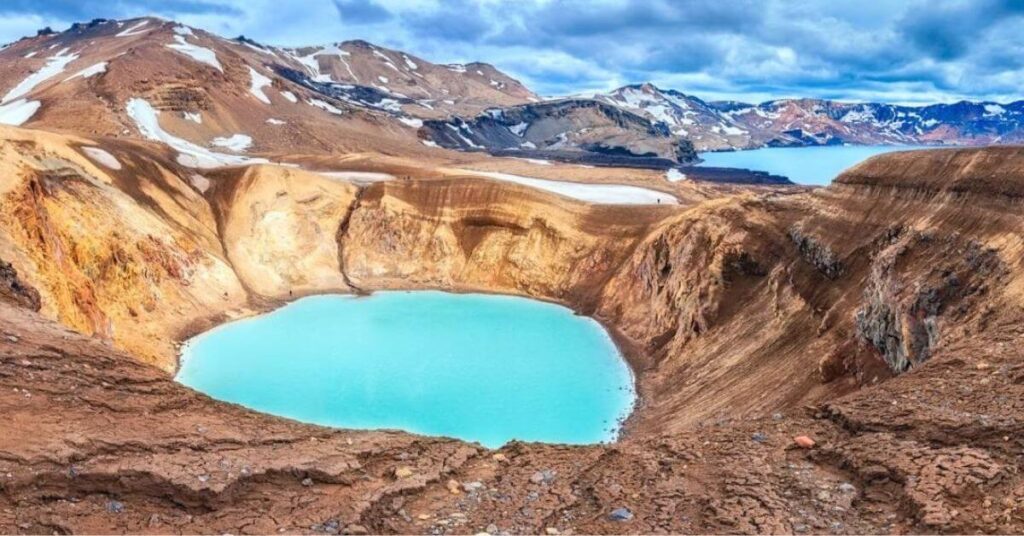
{"left": 1, "top": 0, "right": 1021, "bottom": 104}
{"left": 332, "top": 0, "right": 392, "bottom": 24}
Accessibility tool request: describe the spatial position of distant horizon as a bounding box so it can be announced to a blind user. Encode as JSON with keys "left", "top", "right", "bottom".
{"left": 2, "top": 1, "right": 1021, "bottom": 106}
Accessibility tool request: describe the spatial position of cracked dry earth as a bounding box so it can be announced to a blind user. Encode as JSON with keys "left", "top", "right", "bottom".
{"left": 1, "top": 130, "right": 1024, "bottom": 534}
{"left": 1, "top": 304, "right": 1022, "bottom": 535}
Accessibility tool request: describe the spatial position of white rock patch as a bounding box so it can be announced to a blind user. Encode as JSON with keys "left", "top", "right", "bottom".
{"left": 248, "top": 67, "right": 272, "bottom": 104}
{"left": 82, "top": 147, "right": 122, "bottom": 170}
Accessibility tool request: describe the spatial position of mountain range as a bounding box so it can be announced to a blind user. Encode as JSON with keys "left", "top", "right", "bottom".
{"left": 1, "top": 17, "right": 1021, "bottom": 172}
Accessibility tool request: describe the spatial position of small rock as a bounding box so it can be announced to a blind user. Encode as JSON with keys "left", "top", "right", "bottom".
{"left": 486, "top": 524, "right": 498, "bottom": 534}
{"left": 794, "top": 435, "right": 816, "bottom": 449}
{"left": 816, "top": 490, "right": 831, "bottom": 502}
{"left": 545, "top": 527, "right": 560, "bottom": 534}
{"left": 793, "top": 523, "right": 808, "bottom": 533}
{"left": 463, "top": 481, "right": 484, "bottom": 493}
{"left": 394, "top": 466, "right": 414, "bottom": 479}
{"left": 302, "top": 477, "right": 314, "bottom": 487}
{"left": 492, "top": 453, "right": 508, "bottom": 463}
{"left": 148, "top": 513, "right": 161, "bottom": 527}
{"left": 609, "top": 507, "right": 633, "bottom": 522}
{"left": 418, "top": 514, "right": 432, "bottom": 521}
{"left": 530, "top": 469, "right": 556, "bottom": 485}
{"left": 447, "top": 479, "right": 461, "bottom": 494}
{"left": 197, "top": 474, "right": 210, "bottom": 483}
{"left": 752, "top": 432, "right": 768, "bottom": 443}
{"left": 838, "top": 482, "right": 856, "bottom": 494}
{"left": 344, "top": 523, "right": 368, "bottom": 535}
{"left": 5, "top": 335, "right": 18, "bottom": 343}
{"left": 772, "top": 412, "right": 784, "bottom": 420}
{"left": 106, "top": 500, "right": 124, "bottom": 514}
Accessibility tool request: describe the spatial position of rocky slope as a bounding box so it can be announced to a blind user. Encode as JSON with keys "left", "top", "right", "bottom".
{"left": 420, "top": 98, "right": 698, "bottom": 167}
{"left": 0, "top": 117, "right": 1022, "bottom": 534}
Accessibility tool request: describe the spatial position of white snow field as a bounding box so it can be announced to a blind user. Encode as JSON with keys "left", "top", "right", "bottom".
{"left": 126, "top": 98, "right": 267, "bottom": 168}
{"left": 665, "top": 168, "right": 687, "bottom": 182}
{"left": 166, "top": 35, "right": 222, "bottom": 71}
{"left": 248, "top": 67, "right": 272, "bottom": 104}
{"left": 211, "top": 134, "right": 253, "bottom": 152}
{"left": 64, "top": 62, "right": 107, "bottom": 81}
{"left": 455, "top": 169, "right": 678, "bottom": 205}
{"left": 318, "top": 171, "right": 396, "bottom": 185}
{"left": 3, "top": 47, "right": 79, "bottom": 102}
{"left": 82, "top": 147, "right": 123, "bottom": 170}
{"left": 0, "top": 99, "right": 41, "bottom": 126}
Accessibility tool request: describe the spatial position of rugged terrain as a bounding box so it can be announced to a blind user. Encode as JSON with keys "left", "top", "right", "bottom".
{"left": 0, "top": 118, "right": 1022, "bottom": 534}
{"left": 0, "top": 16, "right": 1023, "bottom": 536}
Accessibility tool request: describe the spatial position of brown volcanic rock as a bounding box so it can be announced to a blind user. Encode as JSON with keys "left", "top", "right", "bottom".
{"left": 0, "top": 125, "right": 1022, "bottom": 534}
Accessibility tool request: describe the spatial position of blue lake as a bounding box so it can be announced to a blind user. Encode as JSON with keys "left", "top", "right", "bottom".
{"left": 176, "top": 291, "right": 635, "bottom": 448}
{"left": 699, "top": 145, "right": 931, "bottom": 185}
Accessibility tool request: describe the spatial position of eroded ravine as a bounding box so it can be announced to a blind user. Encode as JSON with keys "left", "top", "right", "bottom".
{"left": 1, "top": 131, "right": 1023, "bottom": 534}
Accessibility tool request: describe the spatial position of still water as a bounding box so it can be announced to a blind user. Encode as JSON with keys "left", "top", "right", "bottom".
{"left": 176, "top": 292, "right": 635, "bottom": 448}
{"left": 699, "top": 145, "right": 929, "bottom": 185}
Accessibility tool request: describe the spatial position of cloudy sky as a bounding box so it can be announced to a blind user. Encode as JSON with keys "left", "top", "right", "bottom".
{"left": 2, "top": 0, "right": 1021, "bottom": 104}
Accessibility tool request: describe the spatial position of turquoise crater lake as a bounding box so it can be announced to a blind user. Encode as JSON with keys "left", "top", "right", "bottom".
{"left": 176, "top": 291, "right": 635, "bottom": 448}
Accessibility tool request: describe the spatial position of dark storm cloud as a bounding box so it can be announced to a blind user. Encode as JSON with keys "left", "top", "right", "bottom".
{"left": 2, "top": 0, "right": 1021, "bottom": 103}
{"left": 332, "top": 0, "right": 392, "bottom": 24}
{"left": 0, "top": 0, "right": 241, "bottom": 20}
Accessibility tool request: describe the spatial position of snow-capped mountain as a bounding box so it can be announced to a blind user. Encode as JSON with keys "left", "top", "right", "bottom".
{"left": 0, "top": 17, "right": 538, "bottom": 165}
{"left": 593, "top": 83, "right": 1024, "bottom": 151}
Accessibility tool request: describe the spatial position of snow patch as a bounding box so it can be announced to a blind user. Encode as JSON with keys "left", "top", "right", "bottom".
{"left": 309, "top": 98, "right": 343, "bottom": 115}
{"left": 173, "top": 25, "right": 193, "bottom": 36}
{"left": 116, "top": 20, "right": 150, "bottom": 37}
{"left": 280, "top": 90, "right": 298, "bottom": 103}
{"left": 126, "top": 98, "right": 267, "bottom": 169}
{"left": 318, "top": 171, "right": 395, "bottom": 185}
{"left": 421, "top": 139, "right": 439, "bottom": 148}
{"left": 665, "top": 169, "right": 687, "bottom": 182}
{"left": 64, "top": 61, "right": 107, "bottom": 81}
{"left": 457, "top": 169, "right": 678, "bottom": 205}
{"left": 167, "top": 35, "right": 222, "bottom": 71}
{"left": 399, "top": 117, "right": 423, "bottom": 128}
{"left": 509, "top": 122, "right": 529, "bottom": 136}
{"left": 248, "top": 66, "right": 272, "bottom": 104}
{"left": 403, "top": 54, "right": 418, "bottom": 70}
{"left": 265, "top": 118, "right": 286, "bottom": 125}
{"left": 183, "top": 111, "right": 202, "bottom": 123}
{"left": 2, "top": 47, "right": 79, "bottom": 103}
{"left": 82, "top": 147, "right": 122, "bottom": 170}
{"left": 211, "top": 134, "right": 253, "bottom": 152}
{"left": 0, "top": 99, "right": 40, "bottom": 126}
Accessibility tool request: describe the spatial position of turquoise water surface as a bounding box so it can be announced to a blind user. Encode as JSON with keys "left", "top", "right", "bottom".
{"left": 699, "top": 145, "right": 931, "bottom": 185}
{"left": 176, "top": 292, "right": 635, "bottom": 448}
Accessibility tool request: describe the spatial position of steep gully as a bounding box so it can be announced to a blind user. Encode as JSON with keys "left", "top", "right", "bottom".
{"left": 1, "top": 141, "right": 1023, "bottom": 533}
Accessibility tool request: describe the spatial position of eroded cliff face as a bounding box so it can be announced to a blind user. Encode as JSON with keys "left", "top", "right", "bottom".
{"left": 343, "top": 178, "right": 673, "bottom": 306}
{"left": 0, "top": 130, "right": 1022, "bottom": 534}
